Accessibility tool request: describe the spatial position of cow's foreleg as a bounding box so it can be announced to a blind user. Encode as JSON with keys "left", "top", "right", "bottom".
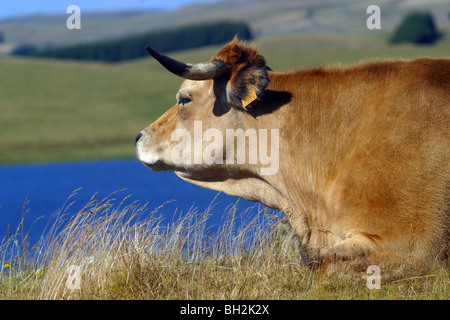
{"left": 319, "top": 235, "right": 378, "bottom": 275}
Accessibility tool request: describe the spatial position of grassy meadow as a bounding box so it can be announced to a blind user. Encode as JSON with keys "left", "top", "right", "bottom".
{"left": 0, "top": 34, "right": 449, "bottom": 300}
{"left": 1, "top": 33, "right": 450, "bottom": 165}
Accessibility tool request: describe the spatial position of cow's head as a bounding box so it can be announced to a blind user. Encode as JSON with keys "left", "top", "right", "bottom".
{"left": 135, "top": 39, "right": 279, "bottom": 182}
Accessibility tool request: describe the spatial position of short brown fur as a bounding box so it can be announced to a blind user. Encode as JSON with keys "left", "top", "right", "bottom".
{"left": 136, "top": 40, "right": 450, "bottom": 279}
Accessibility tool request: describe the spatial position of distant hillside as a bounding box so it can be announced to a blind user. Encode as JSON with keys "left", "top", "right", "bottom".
{"left": 31, "top": 21, "right": 252, "bottom": 62}
{"left": 0, "top": 0, "right": 449, "bottom": 50}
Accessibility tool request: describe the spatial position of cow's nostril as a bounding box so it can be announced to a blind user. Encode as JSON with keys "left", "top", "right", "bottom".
{"left": 135, "top": 132, "right": 143, "bottom": 145}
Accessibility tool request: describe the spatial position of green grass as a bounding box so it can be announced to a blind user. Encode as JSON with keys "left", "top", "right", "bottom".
{"left": 0, "top": 57, "right": 178, "bottom": 164}
{"left": 1, "top": 33, "right": 449, "bottom": 165}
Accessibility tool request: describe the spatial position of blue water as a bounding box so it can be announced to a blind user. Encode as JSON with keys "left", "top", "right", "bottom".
{"left": 0, "top": 159, "right": 269, "bottom": 246}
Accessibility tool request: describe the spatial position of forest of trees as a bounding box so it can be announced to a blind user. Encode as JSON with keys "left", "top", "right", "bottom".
{"left": 390, "top": 11, "right": 442, "bottom": 45}
{"left": 30, "top": 21, "right": 252, "bottom": 62}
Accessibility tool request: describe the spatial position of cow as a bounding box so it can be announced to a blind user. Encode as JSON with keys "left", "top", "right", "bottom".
{"left": 135, "top": 38, "right": 449, "bottom": 279}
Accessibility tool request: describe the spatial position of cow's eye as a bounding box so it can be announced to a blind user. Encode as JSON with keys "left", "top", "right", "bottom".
{"left": 178, "top": 96, "right": 192, "bottom": 106}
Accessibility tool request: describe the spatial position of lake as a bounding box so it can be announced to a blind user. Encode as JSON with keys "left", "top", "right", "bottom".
{"left": 0, "top": 159, "right": 276, "bottom": 246}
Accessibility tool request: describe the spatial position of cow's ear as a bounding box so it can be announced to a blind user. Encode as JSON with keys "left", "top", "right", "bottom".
{"left": 226, "top": 64, "right": 269, "bottom": 109}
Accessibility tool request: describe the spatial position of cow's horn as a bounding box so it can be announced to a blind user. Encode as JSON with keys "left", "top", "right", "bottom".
{"left": 146, "top": 45, "right": 227, "bottom": 80}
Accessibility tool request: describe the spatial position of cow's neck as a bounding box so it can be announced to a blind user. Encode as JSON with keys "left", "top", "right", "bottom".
{"left": 254, "top": 68, "right": 376, "bottom": 217}
{"left": 180, "top": 67, "right": 380, "bottom": 224}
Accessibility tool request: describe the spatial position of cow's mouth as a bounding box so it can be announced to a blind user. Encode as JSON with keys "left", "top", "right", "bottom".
{"left": 141, "top": 160, "right": 169, "bottom": 172}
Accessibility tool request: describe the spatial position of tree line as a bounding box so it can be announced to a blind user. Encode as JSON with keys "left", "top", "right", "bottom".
{"left": 28, "top": 21, "right": 252, "bottom": 62}
{"left": 390, "top": 11, "right": 442, "bottom": 45}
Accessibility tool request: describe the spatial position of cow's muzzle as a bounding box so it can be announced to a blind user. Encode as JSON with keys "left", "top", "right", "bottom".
{"left": 135, "top": 130, "right": 167, "bottom": 172}
{"left": 135, "top": 132, "right": 143, "bottom": 146}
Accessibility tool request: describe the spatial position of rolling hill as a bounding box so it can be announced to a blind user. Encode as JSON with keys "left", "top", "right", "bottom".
{"left": 0, "top": 0, "right": 449, "bottom": 50}
{"left": 0, "top": 33, "right": 449, "bottom": 165}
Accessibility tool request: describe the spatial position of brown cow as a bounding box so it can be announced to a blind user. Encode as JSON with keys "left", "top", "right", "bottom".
{"left": 135, "top": 38, "right": 449, "bottom": 278}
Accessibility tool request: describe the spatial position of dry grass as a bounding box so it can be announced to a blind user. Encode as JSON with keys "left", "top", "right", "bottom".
{"left": 0, "top": 192, "right": 448, "bottom": 300}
